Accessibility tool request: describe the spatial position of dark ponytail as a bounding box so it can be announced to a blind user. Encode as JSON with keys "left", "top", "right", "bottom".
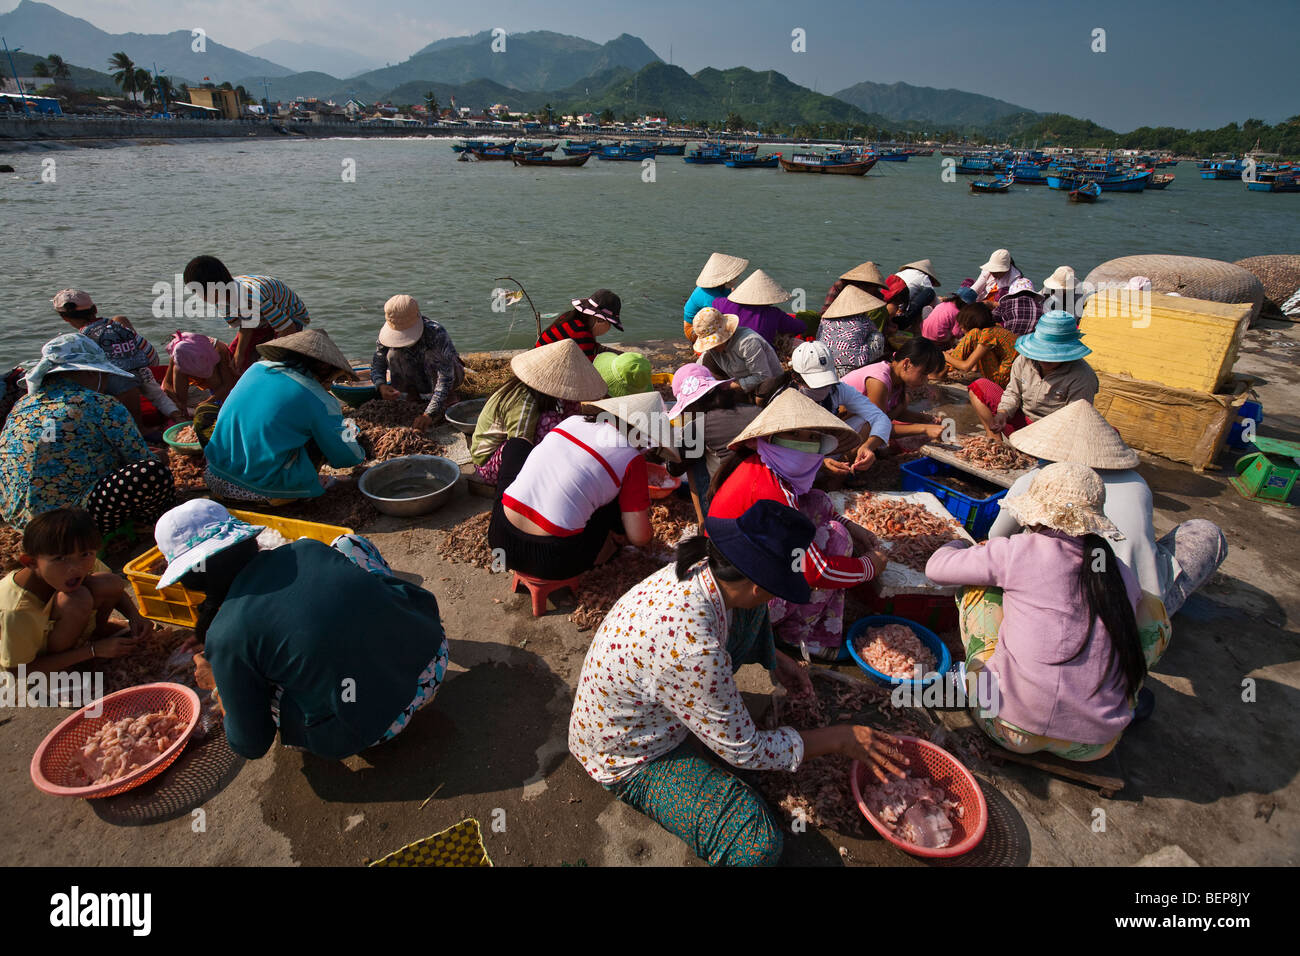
{"left": 675, "top": 535, "right": 747, "bottom": 583}
{"left": 1072, "top": 534, "right": 1146, "bottom": 698}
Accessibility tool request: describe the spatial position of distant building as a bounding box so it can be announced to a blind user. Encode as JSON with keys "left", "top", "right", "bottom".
{"left": 488, "top": 103, "right": 510, "bottom": 116}
{"left": 189, "top": 87, "right": 241, "bottom": 119}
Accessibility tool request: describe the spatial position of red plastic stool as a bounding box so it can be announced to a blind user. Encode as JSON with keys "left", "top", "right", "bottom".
{"left": 511, "top": 571, "right": 583, "bottom": 617}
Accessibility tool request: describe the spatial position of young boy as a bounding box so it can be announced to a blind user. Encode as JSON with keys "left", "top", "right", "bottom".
{"left": 52, "top": 289, "right": 182, "bottom": 429}
{"left": 0, "top": 509, "right": 150, "bottom": 674}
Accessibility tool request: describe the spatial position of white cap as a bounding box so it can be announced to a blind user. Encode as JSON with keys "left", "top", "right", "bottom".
{"left": 791, "top": 340, "right": 839, "bottom": 389}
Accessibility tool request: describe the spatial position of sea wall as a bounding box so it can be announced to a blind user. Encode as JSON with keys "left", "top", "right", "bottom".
{"left": 0, "top": 116, "right": 446, "bottom": 149}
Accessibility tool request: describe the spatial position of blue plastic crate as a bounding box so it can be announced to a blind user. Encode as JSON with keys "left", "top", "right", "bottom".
{"left": 899, "top": 456, "right": 1006, "bottom": 540}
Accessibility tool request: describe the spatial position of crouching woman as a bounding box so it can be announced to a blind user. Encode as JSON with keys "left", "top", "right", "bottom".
{"left": 568, "top": 499, "right": 907, "bottom": 866}
{"left": 925, "top": 462, "right": 1171, "bottom": 761}
{"left": 154, "top": 499, "right": 448, "bottom": 760}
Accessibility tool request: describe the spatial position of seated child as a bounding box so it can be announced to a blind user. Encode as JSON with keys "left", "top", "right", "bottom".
{"left": 52, "top": 289, "right": 182, "bottom": 428}
{"left": 0, "top": 508, "right": 151, "bottom": 673}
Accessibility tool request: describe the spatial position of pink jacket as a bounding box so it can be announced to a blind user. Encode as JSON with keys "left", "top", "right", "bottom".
{"left": 925, "top": 532, "right": 1138, "bottom": 744}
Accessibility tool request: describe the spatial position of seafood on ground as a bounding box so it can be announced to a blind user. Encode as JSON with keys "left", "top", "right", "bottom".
{"left": 856, "top": 623, "right": 937, "bottom": 679}
{"left": 955, "top": 436, "right": 1035, "bottom": 472}
{"left": 862, "top": 771, "right": 963, "bottom": 848}
{"left": 436, "top": 511, "right": 494, "bottom": 569}
{"left": 69, "top": 703, "right": 189, "bottom": 786}
{"left": 350, "top": 399, "right": 447, "bottom": 461}
{"left": 0, "top": 525, "right": 23, "bottom": 573}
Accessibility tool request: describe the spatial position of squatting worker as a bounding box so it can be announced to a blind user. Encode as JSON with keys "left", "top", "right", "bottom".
{"left": 370, "top": 294, "right": 465, "bottom": 430}
{"left": 0, "top": 334, "right": 174, "bottom": 536}
{"left": 536, "top": 289, "right": 622, "bottom": 360}
{"left": 156, "top": 499, "right": 448, "bottom": 760}
{"left": 182, "top": 255, "right": 311, "bottom": 376}
{"left": 691, "top": 307, "right": 781, "bottom": 395}
{"left": 684, "top": 252, "right": 748, "bottom": 342}
{"left": 569, "top": 498, "right": 907, "bottom": 867}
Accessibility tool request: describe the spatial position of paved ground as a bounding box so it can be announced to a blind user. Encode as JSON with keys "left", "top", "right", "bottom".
{"left": 3, "top": 323, "right": 1297, "bottom": 867}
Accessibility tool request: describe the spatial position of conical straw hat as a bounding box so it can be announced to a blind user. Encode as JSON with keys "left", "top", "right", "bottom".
{"left": 822, "top": 284, "right": 886, "bottom": 319}
{"left": 587, "top": 390, "right": 680, "bottom": 461}
{"left": 1001, "top": 462, "right": 1121, "bottom": 537}
{"left": 728, "top": 269, "right": 791, "bottom": 306}
{"left": 696, "top": 252, "right": 749, "bottom": 288}
{"left": 901, "top": 259, "right": 941, "bottom": 285}
{"left": 510, "top": 339, "right": 608, "bottom": 401}
{"left": 1008, "top": 400, "right": 1138, "bottom": 469}
{"left": 257, "top": 329, "right": 358, "bottom": 379}
{"left": 729, "top": 388, "right": 858, "bottom": 454}
{"left": 839, "top": 261, "right": 886, "bottom": 285}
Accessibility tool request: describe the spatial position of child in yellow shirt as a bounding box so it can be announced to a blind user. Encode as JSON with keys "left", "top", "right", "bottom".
{"left": 0, "top": 509, "right": 150, "bottom": 673}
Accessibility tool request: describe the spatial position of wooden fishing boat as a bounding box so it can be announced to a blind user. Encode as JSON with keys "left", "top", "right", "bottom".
{"left": 653, "top": 143, "right": 685, "bottom": 155}
{"left": 1098, "top": 169, "right": 1151, "bottom": 192}
{"left": 724, "top": 152, "right": 780, "bottom": 169}
{"left": 876, "top": 149, "right": 910, "bottom": 162}
{"left": 970, "top": 177, "right": 1013, "bottom": 193}
{"left": 512, "top": 151, "right": 591, "bottom": 167}
{"left": 1068, "top": 181, "right": 1102, "bottom": 202}
{"left": 1246, "top": 171, "right": 1300, "bottom": 192}
{"left": 1146, "top": 173, "right": 1174, "bottom": 190}
{"left": 515, "top": 141, "right": 556, "bottom": 152}
{"left": 466, "top": 145, "right": 517, "bottom": 160}
{"left": 778, "top": 152, "right": 877, "bottom": 175}
{"left": 598, "top": 144, "right": 656, "bottom": 161}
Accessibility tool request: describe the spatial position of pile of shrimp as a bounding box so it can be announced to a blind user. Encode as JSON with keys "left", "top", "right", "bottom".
{"left": 70, "top": 703, "right": 189, "bottom": 786}
{"left": 862, "top": 772, "right": 963, "bottom": 848}
{"left": 856, "top": 624, "right": 938, "bottom": 680}
{"left": 956, "top": 436, "right": 1035, "bottom": 472}
{"left": 843, "top": 495, "right": 962, "bottom": 571}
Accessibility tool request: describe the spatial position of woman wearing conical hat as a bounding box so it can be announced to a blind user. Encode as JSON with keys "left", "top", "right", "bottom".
{"left": 821, "top": 261, "right": 887, "bottom": 314}
{"left": 708, "top": 389, "right": 888, "bottom": 661}
{"left": 893, "top": 258, "right": 941, "bottom": 330}
{"left": 203, "top": 329, "right": 364, "bottom": 505}
{"left": 711, "top": 269, "right": 805, "bottom": 346}
{"left": 469, "top": 339, "right": 609, "bottom": 484}
{"left": 928, "top": 462, "right": 1170, "bottom": 760}
{"left": 989, "top": 401, "right": 1226, "bottom": 619}
{"left": 684, "top": 252, "right": 748, "bottom": 342}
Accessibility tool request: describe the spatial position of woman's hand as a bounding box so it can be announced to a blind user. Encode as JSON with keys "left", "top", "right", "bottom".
{"left": 127, "top": 614, "right": 155, "bottom": 641}
{"left": 989, "top": 411, "right": 1008, "bottom": 434}
{"left": 922, "top": 422, "right": 945, "bottom": 441}
{"left": 851, "top": 444, "right": 877, "bottom": 472}
{"left": 839, "top": 725, "right": 909, "bottom": 783}
{"left": 412, "top": 413, "right": 434, "bottom": 431}
{"left": 865, "top": 548, "right": 888, "bottom": 577}
{"left": 822, "top": 456, "right": 852, "bottom": 475}
{"left": 773, "top": 651, "right": 814, "bottom": 698}
{"left": 92, "top": 633, "right": 139, "bottom": 660}
{"left": 378, "top": 384, "right": 401, "bottom": 401}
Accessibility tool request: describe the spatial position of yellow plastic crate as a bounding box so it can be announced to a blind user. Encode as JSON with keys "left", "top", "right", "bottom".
{"left": 123, "top": 509, "right": 354, "bottom": 627}
{"left": 1080, "top": 294, "right": 1250, "bottom": 393}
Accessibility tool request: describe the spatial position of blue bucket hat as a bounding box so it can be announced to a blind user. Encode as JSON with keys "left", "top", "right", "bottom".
{"left": 1015, "top": 310, "right": 1091, "bottom": 363}
{"left": 703, "top": 499, "right": 815, "bottom": 604}
{"left": 953, "top": 287, "right": 977, "bottom": 305}
{"left": 24, "top": 333, "right": 136, "bottom": 395}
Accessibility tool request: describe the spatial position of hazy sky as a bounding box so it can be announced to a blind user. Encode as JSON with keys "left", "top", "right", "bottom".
{"left": 9, "top": 0, "right": 1297, "bottom": 131}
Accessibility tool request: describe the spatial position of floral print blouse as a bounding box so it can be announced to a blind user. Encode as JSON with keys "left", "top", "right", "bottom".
{"left": 568, "top": 563, "right": 804, "bottom": 785}
{"left": 0, "top": 378, "right": 150, "bottom": 529}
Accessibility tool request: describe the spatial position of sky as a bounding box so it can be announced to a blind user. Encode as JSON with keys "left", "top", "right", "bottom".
{"left": 7, "top": 0, "right": 1297, "bottom": 131}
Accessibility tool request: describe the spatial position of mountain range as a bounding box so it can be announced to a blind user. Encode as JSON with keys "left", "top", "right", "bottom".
{"left": 0, "top": 0, "right": 1036, "bottom": 133}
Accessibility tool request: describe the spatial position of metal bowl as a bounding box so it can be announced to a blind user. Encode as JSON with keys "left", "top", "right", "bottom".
{"left": 358, "top": 455, "right": 461, "bottom": 517}
{"left": 445, "top": 398, "right": 487, "bottom": 436}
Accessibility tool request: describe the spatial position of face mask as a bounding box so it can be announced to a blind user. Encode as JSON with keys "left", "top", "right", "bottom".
{"left": 802, "top": 384, "right": 832, "bottom": 402}
{"left": 771, "top": 436, "right": 823, "bottom": 454}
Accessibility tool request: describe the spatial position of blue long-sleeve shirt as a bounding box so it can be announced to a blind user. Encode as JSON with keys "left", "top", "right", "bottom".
{"left": 369, "top": 316, "right": 463, "bottom": 416}
{"left": 206, "top": 540, "right": 447, "bottom": 759}
{"left": 205, "top": 360, "right": 364, "bottom": 499}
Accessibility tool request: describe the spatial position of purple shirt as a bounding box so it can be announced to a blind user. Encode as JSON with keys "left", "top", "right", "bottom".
{"left": 925, "top": 531, "right": 1139, "bottom": 744}
{"left": 712, "top": 296, "right": 804, "bottom": 345}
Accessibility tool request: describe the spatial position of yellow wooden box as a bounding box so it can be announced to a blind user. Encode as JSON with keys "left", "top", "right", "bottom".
{"left": 123, "top": 510, "right": 353, "bottom": 626}
{"left": 1080, "top": 293, "right": 1251, "bottom": 393}
{"left": 1093, "top": 371, "right": 1255, "bottom": 472}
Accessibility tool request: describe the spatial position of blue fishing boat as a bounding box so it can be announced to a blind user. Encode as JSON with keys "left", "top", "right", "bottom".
{"left": 876, "top": 149, "right": 910, "bottom": 162}
{"left": 970, "top": 177, "right": 1013, "bottom": 193}
{"left": 1246, "top": 171, "right": 1300, "bottom": 192}
{"left": 1098, "top": 169, "right": 1151, "bottom": 192}
{"left": 1199, "top": 158, "right": 1248, "bottom": 180}
{"left": 598, "top": 144, "right": 656, "bottom": 161}
{"left": 453, "top": 139, "right": 511, "bottom": 153}
{"left": 1068, "top": 182, "right": 1102, "bottom": 203}
{"left": 654, "top": 143, "right": 686, "bottom": 155}
{"left": 515, "top": 141, "right": 556, "bottom": 153}
{"left": 1010, "top": 162, "right": 1049, "bottom": 184}
{"left": 724, "top": 152, "right": 780, "bottom": 169}
{"left": 956, "top": 156, "right": 1005, "bottom": 174}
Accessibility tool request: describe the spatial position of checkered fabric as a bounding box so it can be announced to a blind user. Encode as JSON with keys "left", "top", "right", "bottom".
{"left": 368, "top": 818, "right": 492, "bottom": 867}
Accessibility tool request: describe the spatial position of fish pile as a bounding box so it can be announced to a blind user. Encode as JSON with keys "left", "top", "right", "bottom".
{"left": 857, "top": 623, "right": 937, "bottom": 679}
{"left": 0, "top": 525, "right": 22, "bottom": 573}
{"left": 101, "top": 626, "right": 201, "bottom": 694}
{"left": 350, "top": 399, "right": 447, "bottom": 461}
{"left": 751, "top": 675, "right": 935, "bottom": 834}
{"left": 173, "top": 425, "right": 199, "bottom": 444}
{"left": 862, "top": 772, "right": 963, "bottom": 849}
{"left": 69, "top": 702, "right": 189, "bottom": 786}
{"left": 166, "top": 448, "right": 208, "bottom": 492}
{"left": 955, "top": 436, "right": 1035, "bottom": 472}
{"left": 436, "top": 511, "right": 495, "bottom": 569}
{"left": 843, "top": 494, "right": 962, "bottom": 572}
{"left": 457, "top": 355, "right": 515, "bottom": 400}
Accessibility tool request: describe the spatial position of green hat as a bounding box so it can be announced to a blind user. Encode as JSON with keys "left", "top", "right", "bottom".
{"left": 593, "top": 351, "right": 652, "bottom": 397}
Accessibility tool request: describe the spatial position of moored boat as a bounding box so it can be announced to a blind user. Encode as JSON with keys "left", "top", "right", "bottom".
{"left": 598, "top": 144, "right": 656, "bottom": 161}
{"left": 512, "top": 151, "right": 591, "bottom": 167}
{"left": 1146, "top": 173, "right": 1175, "bottom": 190}
{"left": 778, "top": 151, "right": 877, "bottom": 175}
{"left": 970, "top": 177, "right": 1013, "bottom": 193}
{"left": 725, "top": 152, "right": 780, "bottom": 169}
{"left": 1068, "top": 181, "right": 1102, "bottom": 202}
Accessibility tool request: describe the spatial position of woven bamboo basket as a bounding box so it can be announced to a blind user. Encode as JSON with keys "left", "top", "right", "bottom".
{"left": 1083, "top": 255, "right": 1265, "bottom": 326}
{"left": 1232, "top": 255, "right": 1300, "bottom": 320}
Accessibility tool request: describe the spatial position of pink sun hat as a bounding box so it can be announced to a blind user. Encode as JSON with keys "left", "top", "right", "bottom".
{"left": 668, "top": 362, "right": 732, "bottom": 418}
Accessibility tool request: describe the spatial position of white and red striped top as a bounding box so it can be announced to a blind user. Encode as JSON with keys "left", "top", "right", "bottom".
{"left": 502, "top": 416, "right": 650, "bottom": 536}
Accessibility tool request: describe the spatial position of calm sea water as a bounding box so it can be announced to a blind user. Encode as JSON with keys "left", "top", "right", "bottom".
{"left": 2, "top": 137, "right": 1298, "bottom": 368}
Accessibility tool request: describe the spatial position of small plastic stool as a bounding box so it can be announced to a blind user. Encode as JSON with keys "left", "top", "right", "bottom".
{"left": 511, "top": 571, "right": 583, "bottom": 617}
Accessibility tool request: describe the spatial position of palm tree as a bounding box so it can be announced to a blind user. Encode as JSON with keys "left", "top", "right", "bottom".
{"left": 155, "top": 75, "right": 175, "bottom": 107}
{"left": 31, "top": 60, "right": 49, "bottom": 78}
{"left": 47, "top": 54, "right": 71, "bottom": 81}
{"left": 108, "top": 52, "right": 137, "bottom": 104}
{"left": 135, "top": 67, "right": 155, "bottom": 105}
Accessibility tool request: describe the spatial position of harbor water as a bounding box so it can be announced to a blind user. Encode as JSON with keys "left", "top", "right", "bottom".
{"left": 2, "top": 136, "right": 1297, "bottom": 368}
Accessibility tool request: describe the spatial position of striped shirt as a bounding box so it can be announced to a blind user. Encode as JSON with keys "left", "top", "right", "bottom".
{"left": 536, "top": 312, "right": 597, "bottom": 360}
{"left": 228, "top": 276, "right": 310, "bottom": 334}
{"left": 994, "top": 293, "right": 1044, "bottom": 336}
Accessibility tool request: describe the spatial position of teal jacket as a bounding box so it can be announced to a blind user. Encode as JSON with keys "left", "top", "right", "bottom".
{"left": 206, "top": 540, "right": 447, "bottom": 759}
{"left": 204, "top": 361, "right": 364, "bottom": 498}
